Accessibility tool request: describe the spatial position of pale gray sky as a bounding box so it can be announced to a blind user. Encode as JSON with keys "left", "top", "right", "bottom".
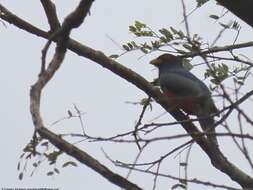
{"left": 0, "top": 1, "right": 252, "bottom": 190}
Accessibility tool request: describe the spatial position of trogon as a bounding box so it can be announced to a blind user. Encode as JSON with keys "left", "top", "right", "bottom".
{"left": 150, "top": 53, "right": 219, "bottom": 144}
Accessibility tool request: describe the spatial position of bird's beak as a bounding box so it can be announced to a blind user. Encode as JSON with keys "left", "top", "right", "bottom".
{"left": 149, "top": 58, "right": 161, "bottom": 66}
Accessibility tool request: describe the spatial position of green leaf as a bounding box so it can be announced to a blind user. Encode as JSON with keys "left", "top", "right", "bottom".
{"left": 17, "top": 162, "right": 21, "bottom": 170}
{"left": 179, "top": 179, "right": 187, "bottom": 185}
{"left": 182, "top": 43, "right": 192, "bottom": 51}
{"left": 169, "top": 27, "right": 185, "bottom": 38}
{"left": 134, "top": 32, "right": 141, "bottom": 37}
{"left": 142, "top": 43, "right": 152, "bottom": 50}
{"left": 134, "top": 20, "right": 146, "bottom": 30}
{"left": 159, "top": 28, "right": 173, "bottom": 40}
{"left": 180, "top": 162, "right": 187, "bottom": 166}
{"left": 130, "top": 41, "right": 138, "bottom": 48}
{"left": 151, "top": 41, "right": 160, "bottom": 49}
{"left": 205, "top": 63, "right": 229, "bottom": 85}
{"left": 209, "top": 14, "right": 219, "bottom": 20}
{"left": 45, "top": 150, "right": 62, "bottom": 164}
{"left": 171, "top": 183, "right": 186, "bottom": 189}
{"left": 170, "top": 26, "right": 178, "bottom": 34}
{"left": 140, "top": 98, "right": 149, "bottom": 106}
{"left": 219, "top": 22, "right": 230, "bottom": 29}
{"left": 18, "top": 172, "right": 23, "bottom": 180}
{"left": 129, "top": 25, "right": 136, "bottom": 33}
{"left": 47, "top": 171, "right": 54, "bottom": 176}
{"left": 109, "top": 54, "right": 119, "bottom": 59}
{"left": 127, "top": 42, "right": 133, "bottom": 49}
{"left": 196, "top": 0, "right": 209, "bottom": 7}
{"left": 26, "top": 153, "right": 32, "bottom": 159}
{"left": 142, "top": 31, "right": 153, "bottom": 36}
{"left": 192, "top": 33, "right": 202, "bottom": 41}
{"left": 122, "top": 44, "right": 130, "bottom": 51}
{"left": 67, "top": 110, "right": 73, "bottom": 117}
{"left": 19, "top": 153, "right": 25, "bottom": 159}
{"left": 177, "top": 30, "right": 185, "bottom": 38}
{"left": 159, "top": 36, "right": 168, "bottom": 43}
{"left": 54, "top": 168, "right": 60, "bottom": 174}
{"left": 62, "top": 161, "right": 78, "bottom": 168}
{"left": 232, "top": 21, "right": 240, "bottom": 30}
{"left": 140, "top": 47, "right": 148, "bottom": 54}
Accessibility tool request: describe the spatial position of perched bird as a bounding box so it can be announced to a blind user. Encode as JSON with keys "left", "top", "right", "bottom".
{"left": 150, "top": 53, "right": 219, "bottom": 144}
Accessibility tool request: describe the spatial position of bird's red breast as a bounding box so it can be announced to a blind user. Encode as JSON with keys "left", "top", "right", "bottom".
{"left": 163, "top": 89, "right": 199, "bottom": 115}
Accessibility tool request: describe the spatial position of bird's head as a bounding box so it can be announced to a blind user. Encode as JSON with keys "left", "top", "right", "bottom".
{"left": 149, "top": 54, "right": 183, "bottom": 69}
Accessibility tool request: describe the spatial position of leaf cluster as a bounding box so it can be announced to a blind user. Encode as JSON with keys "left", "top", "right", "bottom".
{"left": 117, "top": 21, "right": 203, "bottom": 56}
{"left": 205, "top": 63, "right": 229, "bottom": 85}
{"left": 17, "top": 133, "right": 77, "bottom": 180}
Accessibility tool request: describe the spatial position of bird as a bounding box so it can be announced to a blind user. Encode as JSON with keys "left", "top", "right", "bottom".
{"left": 149, "top": 53, "right": 219, "bottom": 145}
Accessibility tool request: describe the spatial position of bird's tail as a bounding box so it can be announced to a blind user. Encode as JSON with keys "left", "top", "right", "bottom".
{"left": 198, "top": 115, "right": 218, "bottom": 146}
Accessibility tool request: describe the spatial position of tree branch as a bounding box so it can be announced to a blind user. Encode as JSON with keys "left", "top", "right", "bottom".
{"left": 40, "top": 0, "right": 60, "bottom": 31}
{"left": 1, "top": 3, "right": 253, "bottom": 188}
{"left": 38, "top": 127, "right": 142, "bottom": 190}
{"left": 182, "top": 41, "right": 253, "bottom": 59}
{"left": 29, "top": 1, "right": 143, "bottom": 190}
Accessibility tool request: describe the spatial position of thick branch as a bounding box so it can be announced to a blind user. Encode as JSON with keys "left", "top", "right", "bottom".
{"left": 32, "top": 0, "right": 95, "bottom": 129}
{"left": 40, "top": 0, "right": 61, "bottom": 31}
{"left": 30, "top": 1, "right": 143, "bottom": 190}
{"left": 0, "top": 4, "right": 48, "bottom": 37}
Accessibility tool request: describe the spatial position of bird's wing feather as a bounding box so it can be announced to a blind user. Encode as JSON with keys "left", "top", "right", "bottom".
{"left": 159, "top": 70, "right": 210, "bottom": 98}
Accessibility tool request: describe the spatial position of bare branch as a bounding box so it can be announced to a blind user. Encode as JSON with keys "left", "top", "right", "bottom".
{"left": 40, "top": 0, "right": 60, "bottom": 31}
{"left": 182, "top": 41, "right": 253, "bottom": 58}
{"left": 38, "top": 127, "right": 142, "bottom": 190}
{"left": 40, "top": 0, "right": 94, "bottom": 73}
{"left": 29, "top": 1, "right": 144, "bottom": 189}
{"left": 0, "top": 4, "right": 48, "bottom": 37}
{"left": 114, "top": 162, "right": 242, "bottom": 190}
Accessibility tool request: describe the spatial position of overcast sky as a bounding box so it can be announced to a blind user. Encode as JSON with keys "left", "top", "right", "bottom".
{"left": 0, "top": 1, "right": 253, "bottom": 190}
